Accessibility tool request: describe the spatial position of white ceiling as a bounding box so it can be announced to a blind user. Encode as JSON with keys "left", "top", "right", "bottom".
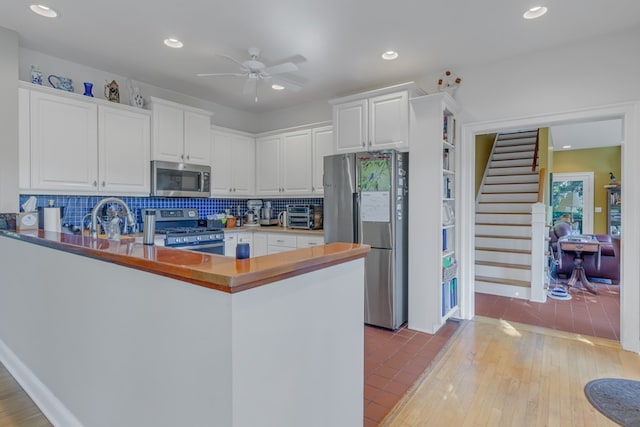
{"left": 2, "top": 0, "right": 640, "bottom": 114}
{"left": 550, "top": 119, "right": 623, "bottom": 151}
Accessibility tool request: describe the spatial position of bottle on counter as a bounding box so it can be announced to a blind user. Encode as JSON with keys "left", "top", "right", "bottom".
{"left": 142, "top": 209, "right": 156, "bottom": 245}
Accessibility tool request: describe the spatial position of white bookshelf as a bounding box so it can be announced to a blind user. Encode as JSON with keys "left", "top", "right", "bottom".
{"left": 408, "top": 92, "right": 460, "bottom": 334}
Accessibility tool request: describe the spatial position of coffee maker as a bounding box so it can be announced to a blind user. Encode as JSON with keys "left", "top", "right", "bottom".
{"left": 245, "top": 200, "right": 262, "bottom": 226}
{"left": 259, "top": 200, "right": 279, "bottom": 226}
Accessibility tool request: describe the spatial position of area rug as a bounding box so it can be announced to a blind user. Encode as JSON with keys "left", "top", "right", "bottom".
{"left": 584, "top": 378, "right": 640, "bottom": 426}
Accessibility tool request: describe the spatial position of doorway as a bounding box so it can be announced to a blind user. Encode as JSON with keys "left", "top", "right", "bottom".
{"left": 551, "top": 172, "right": 594, "bottom": 234}
{"left": 459, "top": 103, "right": 639, "bottom": 352}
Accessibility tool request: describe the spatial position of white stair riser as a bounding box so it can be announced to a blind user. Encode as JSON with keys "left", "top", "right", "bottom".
{"left": 482, "top": 183, "right": 539, "bottom": 193}
{"left": 479, "top": 193, "right": 538, "bottom": 203}
{"left": 497, "top": 134, "right": 537, "bottom": 143}
{"left": 476, "top": 213, "right": 531, "bottom": 224}
{"left": 485, "top": 174, "right": 539, "bottom": 184}
{"left": 493, "top": 151, "right": 535, "bottom": 161}
{"left": 475, "top": 282, "right": 531, "bottom": 299}
{"left": 476, "top": 221, "right": 531, "bottom": 234}
{"left": 476, "top": 250, "right": 531, "bottom": 265}
{"left": 476, "top": 237, "right": 531, "bottom": 251}
{"left": 490, "top": 158, "right": 533, "bottom": 168}
{"left": 476, "top": 264, "right": 532, "bottom": 281}
{"left": 487, "top": 166, "right": 535, "bottom": 176}
{"left": 477, "top": 203, "right": 532, "bottom": 213}
{"left": 494, "top": 143, "right": 535, "bottom": 153}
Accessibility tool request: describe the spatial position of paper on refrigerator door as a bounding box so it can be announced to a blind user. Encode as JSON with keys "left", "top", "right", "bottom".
{"left": 361, "top": 191, "right": 390, "bottom": 222}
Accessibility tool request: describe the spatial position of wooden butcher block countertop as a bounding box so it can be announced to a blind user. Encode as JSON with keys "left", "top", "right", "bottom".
{"left": 0, "top": 229, "right": 368, "bottom": 294}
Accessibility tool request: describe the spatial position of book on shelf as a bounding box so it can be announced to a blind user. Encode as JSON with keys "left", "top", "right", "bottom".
{"left": 443, "top": 148, "right": 450, "bottom": 171}
{"left": 443, "top": 115, "right": 456, "bottom": 145}
{"left": 443, "top": 176, "right": 453, "bottom": 199}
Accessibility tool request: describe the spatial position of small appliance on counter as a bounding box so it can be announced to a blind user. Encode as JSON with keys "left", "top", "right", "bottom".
{"left": 244, "top": 200, "right": 262, "bottom": 226}
{"left": 259, "top": 200, "right": 279, "bottom": 226}
{"left": 286, "top": 205, "right": 323, "bottom": 230}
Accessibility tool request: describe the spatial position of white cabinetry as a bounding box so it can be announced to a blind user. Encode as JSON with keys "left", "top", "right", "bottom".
{"left": 19, "top": 83, "right": 150, "bottom": 195}
{"left": 311, "top": 126, "right": 334, "bottom": 195}
{"left": 211, "top": 128, "right": 255, "bottom": 196}
{"left": 253, "top": 233, "right": 268, "bottom": 257}
{"left": 255, "top": 129, "right": 312, "bottom": 196}
{"left": 267, "top": 232, "right": 297, "bottom": 254}
{"left": 296, "top": 234, "right": 325, "bottom": 248}
{"left": 223, "top": 231, "right": 254, "bottom": 257}
{"left": 149, "top": 97, "right": 212, "bottom": 165}
{"left": 408, "top": 92, "right": 459, "bottom": 334}
{"left": 98, "top": 105, "right": 151, "bottom": 194}
{"left": 330, "top": 82, "right": 423, "bottom": 153}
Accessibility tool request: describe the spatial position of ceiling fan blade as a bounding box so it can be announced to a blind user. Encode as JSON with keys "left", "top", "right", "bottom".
{"left": 196, "top": 72, "right": 247, "bottom": 77}
{"left": 263, "top": 62, "right": 298, "bottom": 76}
{"left": 270, "top": 77, "right": 302, "bottom": 92}
{"left": 243, "top": 78, "right": 257, "bottom": 95}
{"left": 215, "top": 53, "right": 248, "bottom": 69}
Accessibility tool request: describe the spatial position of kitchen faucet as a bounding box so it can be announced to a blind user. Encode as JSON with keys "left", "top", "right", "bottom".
{"left": 90, "top": 197, "right": 136, "bottom": 238}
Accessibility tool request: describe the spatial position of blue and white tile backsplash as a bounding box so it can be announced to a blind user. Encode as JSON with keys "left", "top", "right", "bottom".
{"left": 19, "top": 195, "right": 322, "bottom": 228}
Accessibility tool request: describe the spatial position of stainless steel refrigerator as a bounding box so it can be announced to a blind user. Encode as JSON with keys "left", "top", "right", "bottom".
{"left": 323, "top": 150, "right": 408, "bottom": 329}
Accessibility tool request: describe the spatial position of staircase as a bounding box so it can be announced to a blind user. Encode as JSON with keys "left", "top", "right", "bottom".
{"left": 475, "top": 130, "right": 540, "bottom": 299}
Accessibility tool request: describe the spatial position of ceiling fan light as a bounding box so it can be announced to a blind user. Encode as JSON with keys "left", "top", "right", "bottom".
{"left": 523, "top": 6, "right": 548, "bottom": 19}
{"left": 271, "top": 84, "right": 285, "bottom": 91}
{"left": 381, "top": 51, "right": 399, "bottom": 61}
{"left": 164, "top": 38, "right": 183, "bottom": 49}
{"left": 30, "top": 4, "right": 58, "bottom": 18}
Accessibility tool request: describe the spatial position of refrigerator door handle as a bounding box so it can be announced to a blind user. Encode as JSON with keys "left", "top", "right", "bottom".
{"left": 353, "top": 192, "right": 361, "bottom": 243}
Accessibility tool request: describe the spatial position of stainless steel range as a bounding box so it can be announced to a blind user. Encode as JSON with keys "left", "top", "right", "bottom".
{"left": 153, "top": 208, "right": 225, "bottom": 255}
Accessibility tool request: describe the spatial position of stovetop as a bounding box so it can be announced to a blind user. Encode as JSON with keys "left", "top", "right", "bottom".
{"left": 151, "top": 208, "right": 224, "bottom": 246}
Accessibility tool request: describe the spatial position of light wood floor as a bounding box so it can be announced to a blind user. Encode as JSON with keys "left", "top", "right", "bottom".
{"left": 0, "top": 362, "right": 51, "bottom": 427}
{"left": 384, "top": 316, "right": 640, "bottom": 427}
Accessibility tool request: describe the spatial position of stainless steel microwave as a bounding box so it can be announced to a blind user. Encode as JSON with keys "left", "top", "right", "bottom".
{"left": 151, "top": 161, "right": 211, "bottom": 198}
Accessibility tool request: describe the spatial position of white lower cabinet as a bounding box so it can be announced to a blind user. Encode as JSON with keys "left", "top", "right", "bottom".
{"left": 223, "top": 232, "right": 237, "bottom": 257}
{"left": 296, "top": 234, "right": 325, "bottom": 248}
{"left": 253, "top": 233, "right": 268, "bottom": 257}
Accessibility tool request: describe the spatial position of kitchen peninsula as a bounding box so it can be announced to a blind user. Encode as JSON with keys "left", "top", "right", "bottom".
{"left": 0, "top": 230, "right": 368, "bottom": 427}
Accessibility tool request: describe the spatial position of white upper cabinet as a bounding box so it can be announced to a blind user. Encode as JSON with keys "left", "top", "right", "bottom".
{"left": 333, "top": 99, "right": 367, "bottom": 152}
{"left": 330, "top": 82, "right": 423, "bottom": 153}
{"left": 211, "top": 128, "right": 255, "bottom": 196}
{"left": 368, "top": 91, "right": 409, "bottom": 150}
{"left": 281, "top": 129, "right": 312, "bottom": 194}
{"left": 28, "top": 89, "right": 98, "bottom": 192}
{"left": 19, "top": 83, "right": 151, "bottom": 195}
{"left": 149, "top": 97, "right": 213, "bottom": 165}
{"left": 311, "top": 126, "right": 334, "bottom": 195}
{"left": 255, "top": 134, "right": 283, "bottom": 195}
{"left": 98, "top": 105, "right": 150, "bottom": 194}
{"left": 255, "top": 129, "right": 312, "bottom": 196}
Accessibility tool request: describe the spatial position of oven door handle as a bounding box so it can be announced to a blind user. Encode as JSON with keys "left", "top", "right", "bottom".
{"left": 171, "top": 242, "right": 224, "bottom": 250}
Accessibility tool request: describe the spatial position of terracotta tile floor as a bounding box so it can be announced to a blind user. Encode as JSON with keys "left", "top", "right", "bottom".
{"left": 363, "top": 320, "right": 461, "bottom": 426}
{"left": 475, "top": 283, "right": 620, "bottom": 341}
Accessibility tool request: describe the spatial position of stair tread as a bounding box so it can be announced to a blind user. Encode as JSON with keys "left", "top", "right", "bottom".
{"left": 475, "top": 275, "right": 531, "bottom": 287}
{"left": 478, "top": 201, "right": 535, "bottom": 204}
{"left": 475, "top": 223, "right": 531, "bottom": 227}
{"left": 476, "top": 261, "right": 531, "bottom": 270}
{"left": 475, "top": 247, "right": 531, "bottom": 254}
{"left": 480, "top": 191, "right": 539, "bottom": 194}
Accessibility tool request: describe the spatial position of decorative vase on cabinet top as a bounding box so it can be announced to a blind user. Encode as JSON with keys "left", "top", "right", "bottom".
{"left": 83, "top": 82, "right": 94, "bottom": 97}
{"left": 48, "top": 74, "right": 73, "bottom": 92}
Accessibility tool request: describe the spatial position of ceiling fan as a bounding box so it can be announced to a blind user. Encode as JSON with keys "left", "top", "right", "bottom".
{"left": 197, "top": 47, "right": 302, "bottom": 102}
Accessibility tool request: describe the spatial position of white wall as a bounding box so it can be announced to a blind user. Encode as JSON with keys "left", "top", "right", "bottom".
{"left": 420, "top": 26, "right": 640, "bottom": 123}
{"left": 19, "top": 48, "right": 261, "bottom": 133}
{"left": 0, "top": 28, "right": 19, "bottom": 212}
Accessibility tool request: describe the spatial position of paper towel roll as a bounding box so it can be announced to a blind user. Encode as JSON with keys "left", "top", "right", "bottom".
{"left": 43, "top": 207, "right": 61, "bottom": 232}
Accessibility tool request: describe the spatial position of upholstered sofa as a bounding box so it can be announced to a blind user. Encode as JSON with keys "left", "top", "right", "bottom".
{"left": 548, "top": 221, "right": 621, "bottom": 284}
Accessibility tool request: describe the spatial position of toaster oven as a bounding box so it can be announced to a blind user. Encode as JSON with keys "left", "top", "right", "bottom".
{"left": 286, "top": 205, "right": 323, "bottom": 230}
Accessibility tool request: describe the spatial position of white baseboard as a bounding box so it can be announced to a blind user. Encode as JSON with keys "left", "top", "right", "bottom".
{"left": 475, "top": 281, "right": 531, "bottom": 300}
{"left": 0, "top": 338, "right": 83, "bottom": 427}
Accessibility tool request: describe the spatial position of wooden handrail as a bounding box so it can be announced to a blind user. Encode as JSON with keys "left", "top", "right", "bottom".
{"left": 537, "top": 167, "right": 546, "bottom": 203}
{"left": 532, "top": 129, "right": 540, "bottom": 172}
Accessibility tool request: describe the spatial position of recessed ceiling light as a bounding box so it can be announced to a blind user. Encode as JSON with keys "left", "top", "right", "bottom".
{"left": 562, "top": 145, "right": 572, "bottom": 149}
{"left": 381, "top": 51, "right": 399, "bottom": 61}
{"left": 271, "top": 84, "right": 285, "bottom": 91}
{"left": 523, "top": 6, "right": 548, "bottom": 19}
{"left": 29, "top": 4, "right": 58, "bottom": 18}
{"left": 163, "top": 38, "right": 183, "bottom": 49}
